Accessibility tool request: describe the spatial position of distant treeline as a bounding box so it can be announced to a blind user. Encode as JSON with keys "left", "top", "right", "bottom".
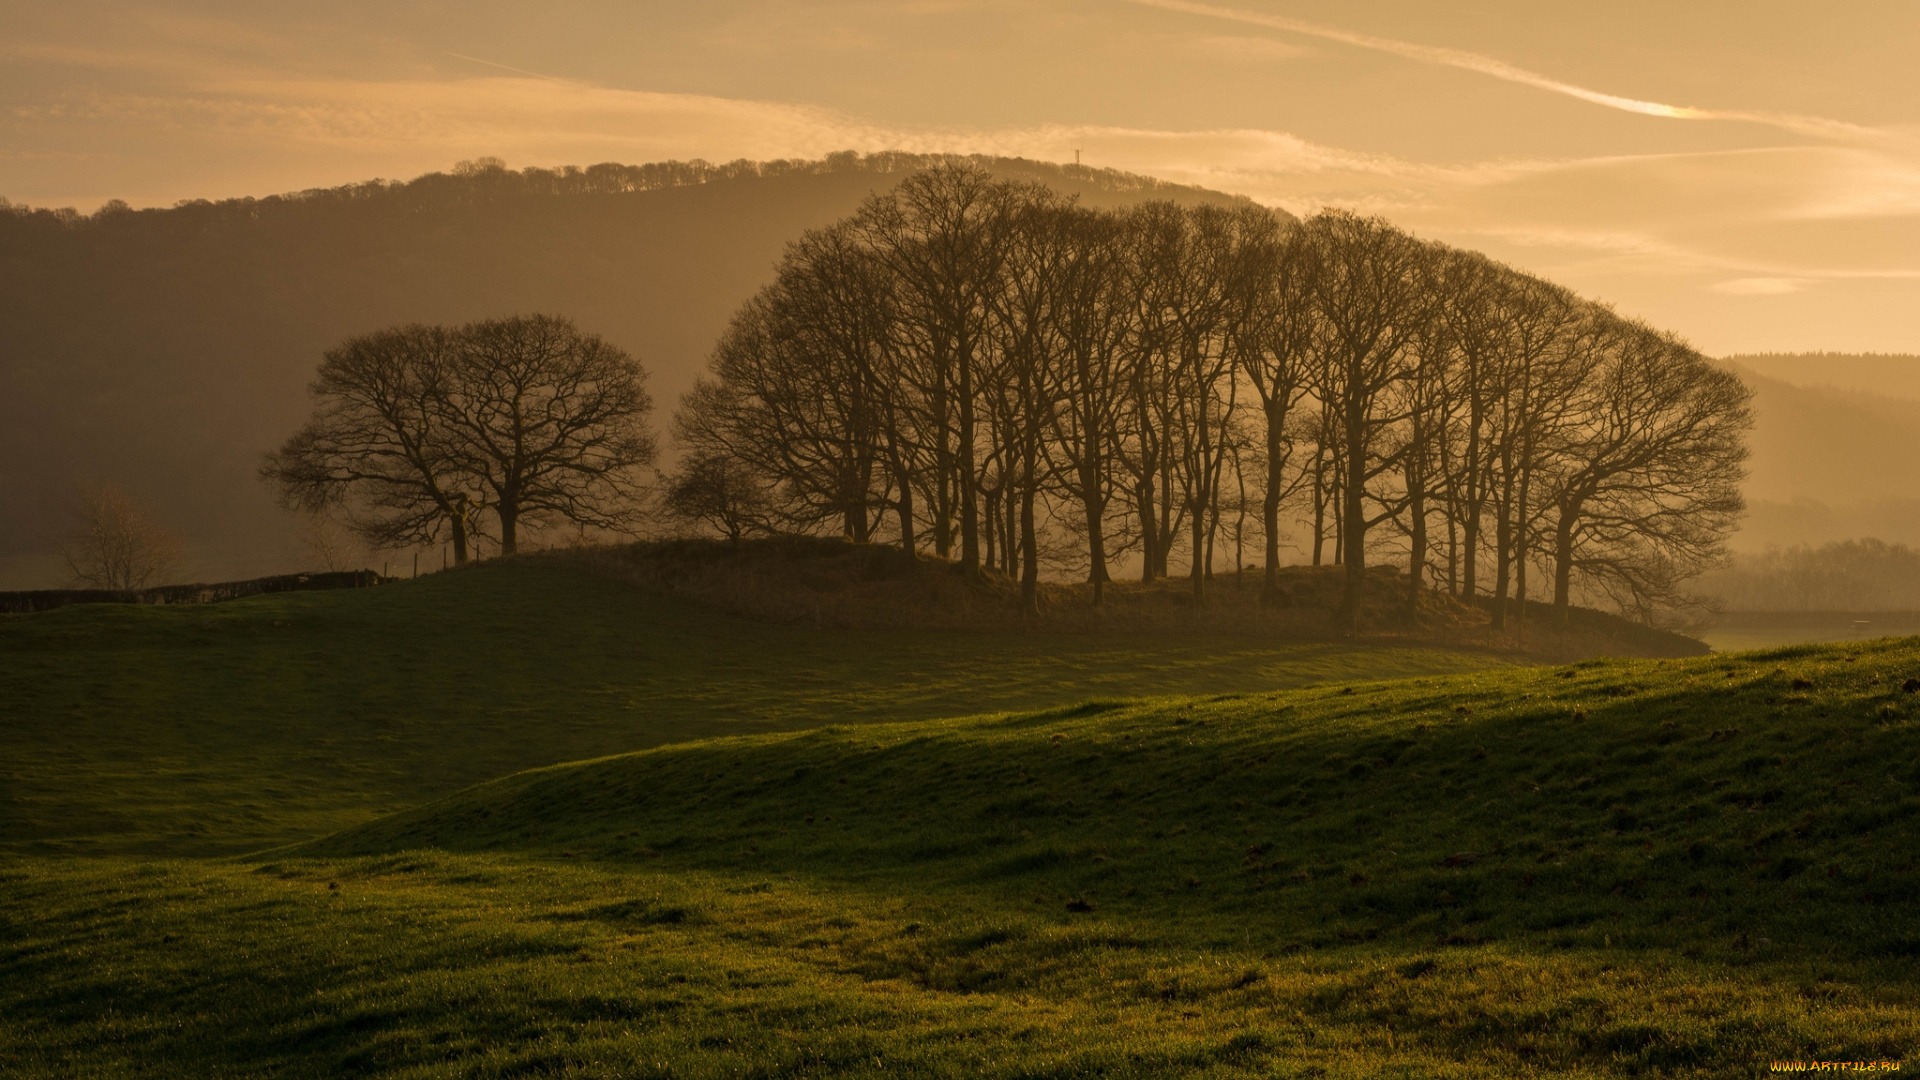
{"left": 1700, "top": 539, "right": 1920, "bottom": 611}
{"left": 0, "top": 151, "right": 1213, "bottom": 227}
{"left": 675, "top": 165, "right": 1752, "bottom": 626}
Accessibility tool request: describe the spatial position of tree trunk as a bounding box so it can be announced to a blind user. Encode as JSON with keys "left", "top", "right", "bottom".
{"left": 1552, "top": 500, "right": 1578, "bottom": 622}
{"left": 450, "top": 511, "right": 470, "bottom": 565}
{"left": 498, "top": 494, "right": 519, "bottom": 556}
{"left": 1137, "top": 477, "right": 1158, "bottom": 583}
{"left": 983, "top": 489, "right": 998, "bottom": 571}
{"left": 1514, "top": 466, "right": 1531, "bottom": 639}
{"left": 1079, "top": 453, "right": 1110, "bottom": 605}
{"left": 1491, "top": 493, "right": 1511, "bottom": 632}
{"left": 1020, "top": 484, "right": 1040, "bottom": 618}
{"left": 1446, "top": 514, "right": 1458, "bottom": 596}
{"left": 1406, "top": 465, "right": 1427, "bottom": 613}
{"left": 1339, "top": 400, "right": 1367, "bottom": 634}
{"left": 1262, "top": 420, "right": 1286, "bottom": 606}
{"left": 1190, "top": 498, "right": 1206, "bottom": 609}
{"left": 1461, "top": 409, "right": 1482, "bottom": 598}
{"left": 894, "top": 453, "right": 916, "bottom": 554}
{"left": 956, "top": 356, "right": 981, "bottom": 575}
{"left": 1310, "top": 461, "right": 1326, "bottom": 567}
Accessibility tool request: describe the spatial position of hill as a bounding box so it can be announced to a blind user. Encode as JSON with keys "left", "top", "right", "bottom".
{"left": 584, "top": 536, "right": 1706, "bottom": 660}
{"left": 0, "top": 153, "right": 1249, "bottom": 588}
{"left": 1724, "top": 358, "right": 1920, "bottom": 552}
{"left": 4, "top": 633, "right": 1917, "bottom": 1075}
{"left": 0, "top": 558, "right": 1503, "bottom": 858}
{"left": 1727, "top": 352, "right": 1920, "bottom": 400}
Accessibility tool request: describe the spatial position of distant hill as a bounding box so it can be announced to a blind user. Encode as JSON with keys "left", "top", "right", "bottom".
{"left": 0, "top": 153, "right": 1249, "bottom": 588}
{"left": 1722, "top": 359, "right": 1920, "bottom": 551}
{"left": 5, "top": 161, "right": 1913, "bottom": 587}
{"left": 1726, "top": 352, "right": 1920, "bottom": 399}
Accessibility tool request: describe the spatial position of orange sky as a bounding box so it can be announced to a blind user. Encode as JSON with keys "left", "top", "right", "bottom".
{"left": 3, "top": 0, "right": 1915, "bottom": 356}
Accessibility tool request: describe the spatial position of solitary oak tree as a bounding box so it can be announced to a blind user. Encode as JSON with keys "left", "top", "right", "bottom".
{"left": 265, "top": 315, "right": 654, "bottom": 560}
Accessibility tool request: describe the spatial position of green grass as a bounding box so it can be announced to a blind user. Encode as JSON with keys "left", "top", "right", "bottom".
{"left": 5, "top": 563, "right": 1918, "bottom": 1076}
{"left": 0, "top": 560, "right": 1506, "bottom": 857}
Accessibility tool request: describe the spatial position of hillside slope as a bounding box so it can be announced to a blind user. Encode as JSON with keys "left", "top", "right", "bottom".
{"left": 587, "top": 537, "right": 1705, "bottom": 660}
{"left": 4, "top": 637, "right": 1916, "bottom": 1077}
{"left": 313, "top": 637, "right": 1920, "bottom": 963}
{"left": 0, "top": 559, "right": 1502, "bottom": 857}
{"left": 1725, "top": 359, "right": 1920, "bottom": 551}
{"left": 0, "top": 154, "right": 1248, "bottom": 586}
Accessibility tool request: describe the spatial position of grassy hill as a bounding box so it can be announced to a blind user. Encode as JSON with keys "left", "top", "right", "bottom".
{"left": 592, "top": 537, "right": 1706, "bottom": 660}
{"left": 2, "top": 560, "right": 1918, "bottom": 1075}
{"left": 0, "top": 558, "right": 1504, "bottom": 857}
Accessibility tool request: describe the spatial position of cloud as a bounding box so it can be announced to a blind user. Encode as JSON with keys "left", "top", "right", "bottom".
{"left": 1126, "top": 0, "right": 1880, "bottom": 142}
{"left": 3, "top": 25, "right": 1917, "bottom": 353}
{"left": 1710, "top": 278, "right": 1808, "bottom": 296}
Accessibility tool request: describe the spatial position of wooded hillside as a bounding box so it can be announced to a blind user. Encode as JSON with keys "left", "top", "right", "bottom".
{"left": 0, "top": 153, "right": 1243, "bottom": 587}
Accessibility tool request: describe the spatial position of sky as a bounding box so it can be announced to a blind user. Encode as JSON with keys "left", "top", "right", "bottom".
{"left": 3, "top": 0, "right": 1916, "bottom": 356}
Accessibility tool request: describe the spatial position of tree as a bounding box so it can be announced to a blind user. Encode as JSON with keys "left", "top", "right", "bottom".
{"left": 440, "top": 314, "right": 657, "bottom": 554}
{"left": 678, "top": 177, "right": 1756, "bottom": 629}
{"left": 858, "top": 165, "right": 1020, "bottom": 574}
{"left": 1230, "top": 210, "right": 1314, "bottom": 606}
{"left": 297, "top": 510, "right": 365, "bottom": 572}
{"left": 60, "top": 483, "right": 184, "bottom": 589}
{"left": 1540, "top": 318, "right": 1751, "bottom": 620}
{"left": 1305, "top": 210, "right": 1432, "bottom": 631}
{"left": 262, "top": 324, "right": 486, "bottom": 562}
{"left": 1040, "top": 204, "right": 1133, "bottom": 604}
{"left": 662, "top": 452, "right": 774, "bottom": 544}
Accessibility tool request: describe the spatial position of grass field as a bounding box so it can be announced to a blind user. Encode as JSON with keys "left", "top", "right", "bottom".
{"left": 3, "top": 561, "right": 1917, "bottom": 1077}
{"left": 0, "top": 560, "right": 1506, "bottom": 857}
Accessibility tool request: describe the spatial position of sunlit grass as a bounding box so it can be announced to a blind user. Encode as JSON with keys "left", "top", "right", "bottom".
{"left": 4, "top": 563, "right": 1917, "bottom": 1075}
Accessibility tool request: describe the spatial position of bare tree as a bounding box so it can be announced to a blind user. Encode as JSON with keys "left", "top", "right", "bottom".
{"left": 1540, "top": 317, "right": 1751, "bottom": 620}
{"left": 858, "top": 165, "right": 1019, "bottom": 574}
{"left": 441, "top": 314, "right": 656, "bottom": 554}
{"left": 1429, "top": 250, "right": 1507, "bottom": 599}
{"left": 984, "top": 188, "right": 1073, "bottom": 615}
{"left": 297, "top": 510, "right": 364, "bottom": 572}
{"left": 60, "top": 483, "right": 184, "bottom": 589}
{"left": 663, "top": 452, "right": 774, "bottom": 544}
{"left": 262, "top": 325, "right": 486, "bottom": 562}
{"left": 1041, "top": 204, "right": 1133, "bottom": 603}
{"left": 1305, "top": 210, "right": 1431, "bottom": 631}
{"left": 1233, "top": 211, "right": 1315, "bottom": 606}
{"left": 676, "top": 179, "right": 1755, "bottom": 629}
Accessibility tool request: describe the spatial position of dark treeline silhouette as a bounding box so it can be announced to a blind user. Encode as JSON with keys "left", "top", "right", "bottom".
{"left": 1700, "top": 539, "right": 1920, "bottom": 611}
{"left": 675, "top": 165, "right": 1753, "bottom": 627}
{"left": 263, "top": 315, "right": 656, "bottom": 560}
{"left": 0, "top": 152, "right": 1240, "bottom": 586}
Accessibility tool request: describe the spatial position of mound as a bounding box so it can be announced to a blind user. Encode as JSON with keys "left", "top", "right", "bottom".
{"left": 306, "top": 635, "right": 1920, "bottom": 964}
{"left": 567, "top": 536, "right": 1707, "bottom": 660}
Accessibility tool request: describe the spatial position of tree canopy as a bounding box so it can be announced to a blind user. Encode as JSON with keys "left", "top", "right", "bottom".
{"left": 677, "top": 164, "right": 1752, "bottom": 626}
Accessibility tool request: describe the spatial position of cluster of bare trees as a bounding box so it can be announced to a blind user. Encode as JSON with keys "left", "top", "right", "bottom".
{"left": 265, "top": 314, "right": 656, "bottom": 561}
{"left": 674, "top": 165, "right": 1752, "bottom": 627}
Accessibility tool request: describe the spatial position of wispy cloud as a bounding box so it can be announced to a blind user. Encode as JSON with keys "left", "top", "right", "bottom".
{"left": 4, "top": 20, "right": 1918, "bottom": 353}
{"left": 1126, "top": 0, "right": 1881, "bottom": 142}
